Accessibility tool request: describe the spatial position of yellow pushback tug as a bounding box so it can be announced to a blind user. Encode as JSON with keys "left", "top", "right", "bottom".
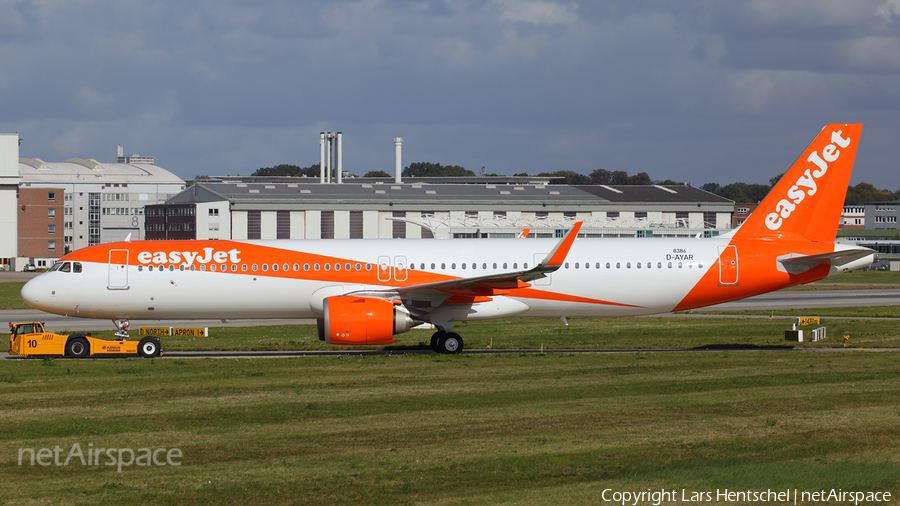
{"left": 8, "top": 322, "right": 162, "bottom": 358}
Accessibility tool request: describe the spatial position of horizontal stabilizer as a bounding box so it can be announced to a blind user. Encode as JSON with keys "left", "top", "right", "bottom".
{"left": 777, "top": 245, "right": 876, "bottom": 275}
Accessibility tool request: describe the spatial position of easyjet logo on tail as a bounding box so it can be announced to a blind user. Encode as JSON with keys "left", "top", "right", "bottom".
{"left": 765, "top": 130, "right": 853, "bottom": 231}
{"left": 137, "top": 248, "right": 242, "bottom": 265}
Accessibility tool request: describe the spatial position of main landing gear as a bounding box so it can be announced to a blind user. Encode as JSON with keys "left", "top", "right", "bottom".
{"left": 430, "top": 330, "right": 464, "bottom": 354}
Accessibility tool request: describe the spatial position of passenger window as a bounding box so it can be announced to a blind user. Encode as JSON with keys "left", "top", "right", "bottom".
{"left": 180, "top": 265, "right": 186, "bottom": 271}
{"left": 461, "top": 263, "right": 466, "bottom": 269}
{"left": 169, "top": 265, "right": 175, "bottom": 272}
{"left": 678, "top": 262, "right": 683, "bottom": 268}
{"left": 262, "top": 264, "right": 268, "bottom": 271}
{"left": 190, "top": 265, "right": 195, "bottom": 271}
{"left": 451, "top": 263, "right": 456, "bottom": 269}
{"left": 616, "top": 262, "right": 621, "bottom": 269}
{"left": 241, "top": 264, "right": 247, "bottom": 272}
{"left": 698, "top": 262, "right": 704, "bottom": 269}
{"left": 314, "top": 264, "right": 320, "bottom": 271}
{"left": 626, "top": 262, "right": 631, "bottom": 269}
{"left": 304, "top": 264, "right": 310, "bottom": 271}
{"left": 252, "top": 264, "right": 258, "bottom": 271}
{"left": 430, "top": 263, "right": 435, "bottom": 270}
{"left": 332, "top": 264, "right": 338, "bottom": 271}
{"left": 231, "top": 265, "right": 237, "bottom": 272}
{"left": 657, "top": 262, "right": 662, "bottom": 268}
{"left": 274, "top": 264, "right": 280, "bottom": 271}
{"left": 575, "top": 262, "right": 580, "bottom": 269}
{"left": 345, "top": 264, "right": 351, "bottom": 271}
{"left": 524, "top": 263, "right": 528, "bottom": 269}
{"left": 366, "top": 264, "right": 372, "bottom": 271}
{"left": 294, "top": 264, "right": 300, "bottom": 271}
{"left": 324, "top": 264, "right": 331, "bottom": 271}
{"left": 355, "top": 263, "right": 361, "bottom": 271}
{"left": 596, "top": 262, "right": 601, "bottom": 269}
{"left": 668, "top": 262, "right": 672, "bottom": 268}
{"left": 606, "top": 262, "right": 610, "bottom": 269}
{"left": 441, "top": 263, "right": 446, "bottom": 270}
{"left": 503, "top": 263, "right": 508, "bottom": 269}
{"left": 636, "top": 262, "right": 641, "bottom": 269}
{"left": 564, "top": 262, "right": 569, "bottom": 269}
{"left": 200, "top": 265, "right": 206, "bottom": 272}
{"left": 138, "top": 265, "right": 143, "bottom": 272}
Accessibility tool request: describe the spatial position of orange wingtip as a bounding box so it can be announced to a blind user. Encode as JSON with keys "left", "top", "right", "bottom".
{"left": 544, "top": 222, "right": 582, "bottom": 266}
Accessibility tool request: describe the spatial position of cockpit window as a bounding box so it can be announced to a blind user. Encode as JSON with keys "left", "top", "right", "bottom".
{"left": 73, "top": 262, "right": 82, "bottom": 273}
{"left": 60, "top": 262, "right": 71, "bottom": 273}
{"left": 48, "top": 262, "right": 63, "bottom": 272}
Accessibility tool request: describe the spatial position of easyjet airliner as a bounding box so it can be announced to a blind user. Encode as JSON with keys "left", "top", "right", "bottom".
{"left": 21, "top": 124, "right": 875, "bottom": 353}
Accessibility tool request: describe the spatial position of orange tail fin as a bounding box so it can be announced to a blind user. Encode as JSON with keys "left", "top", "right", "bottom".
{"left": 736, "top": 124, "right": 862, "bottom": 242}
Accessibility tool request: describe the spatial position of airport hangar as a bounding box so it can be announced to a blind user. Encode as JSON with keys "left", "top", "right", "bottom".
{"left": 146, "top": 177, "right": 735, "bottom": 241}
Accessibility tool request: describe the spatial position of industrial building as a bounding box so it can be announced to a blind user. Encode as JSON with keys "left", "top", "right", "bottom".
{"left": 11, "top": 140, "right": 184, "bottom": 268}
{"left": 147, "top": 178, "right": 735, "bottom": 241}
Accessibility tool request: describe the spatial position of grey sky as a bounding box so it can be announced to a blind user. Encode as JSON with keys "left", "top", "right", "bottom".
{"left": 2, "top": 0, "right": 899, "bottom": 188}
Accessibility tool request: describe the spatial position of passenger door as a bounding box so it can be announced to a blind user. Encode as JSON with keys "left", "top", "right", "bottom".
{"left": 108, "top": 249, "right": 129, "bottom": 289}
{"left": 717, "top": 245, "right": 739, "bottom": 285}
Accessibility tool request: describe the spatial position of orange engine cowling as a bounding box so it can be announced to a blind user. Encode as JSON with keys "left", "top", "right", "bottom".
{"left": 317, "top": 296, "right": 416, "bottom": 345}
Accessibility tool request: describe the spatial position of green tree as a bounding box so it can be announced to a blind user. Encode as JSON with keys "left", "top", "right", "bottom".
{"left": 626, "top": 172, "right": 652, "bottom": 185}
{"left": 252, "top": 163, "right": 321, "bottom": 177}
{"left": 364, "top": 170, "right": 391, "bottom": 177}
{"left": 589, "top": 169, "right": 611, "bottom": 185}
{"left": 402, "top": 162, "right": 475, "bottom": 178}
{"left": 844, "top": 182, "right": 896, "bottom": 205}
{"left": 713, "top": 182, "right": 772, "bottom": 203}
{"left": 610, "top": 171, "right": 630, "bottom": 185}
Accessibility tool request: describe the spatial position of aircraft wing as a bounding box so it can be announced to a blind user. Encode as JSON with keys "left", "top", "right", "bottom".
{"left": 348, "top": 222, "right": 583, "bottom": 302}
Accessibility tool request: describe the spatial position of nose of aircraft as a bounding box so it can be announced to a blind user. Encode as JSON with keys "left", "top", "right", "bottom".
{"left": 21, "top": 275, "right": 47, "bottom": 311}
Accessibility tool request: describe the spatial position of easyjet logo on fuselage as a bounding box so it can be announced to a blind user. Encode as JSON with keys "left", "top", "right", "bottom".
{"left": 765, "top": 129, "right": 853, "bottom": 231}
{"left": 137, "top": 248, "right": 242, "bottom": 266}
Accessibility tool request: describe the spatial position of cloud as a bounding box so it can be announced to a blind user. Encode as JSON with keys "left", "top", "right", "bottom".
{"left": 1, "top": 0, "right": 899, "bottom": 189}
{"left": 493, "top": 0, "right": 577, "bottom": 25}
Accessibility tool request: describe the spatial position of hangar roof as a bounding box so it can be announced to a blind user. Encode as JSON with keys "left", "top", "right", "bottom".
{"left": 167, "top": 181, "right": 732, "bottom": 207}
{"left": 18, "top": 157, "right": 183, "bottom": 185}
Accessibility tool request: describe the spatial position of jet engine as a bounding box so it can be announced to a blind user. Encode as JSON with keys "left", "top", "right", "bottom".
{"left": 317, "top": 296, "right": 417, "bottom": 345}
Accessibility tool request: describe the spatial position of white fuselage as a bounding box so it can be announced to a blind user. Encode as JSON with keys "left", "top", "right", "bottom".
{"left": 22, "top": 237, "right": 725, "bottom": 321}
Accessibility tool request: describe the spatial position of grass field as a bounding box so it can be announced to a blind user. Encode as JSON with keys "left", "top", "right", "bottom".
{"left": 2, "top": 351, "right": 898, "bottom": 505}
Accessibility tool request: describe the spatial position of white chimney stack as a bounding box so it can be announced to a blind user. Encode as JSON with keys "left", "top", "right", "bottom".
{"left": 336, "top": 132, "right": 342, "bottom": 184}
{"left": 319, "top": 133, "right": 326, "bottom": 184}
{"left": 394, "top": 137, "right": 403, "bottom": 184}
